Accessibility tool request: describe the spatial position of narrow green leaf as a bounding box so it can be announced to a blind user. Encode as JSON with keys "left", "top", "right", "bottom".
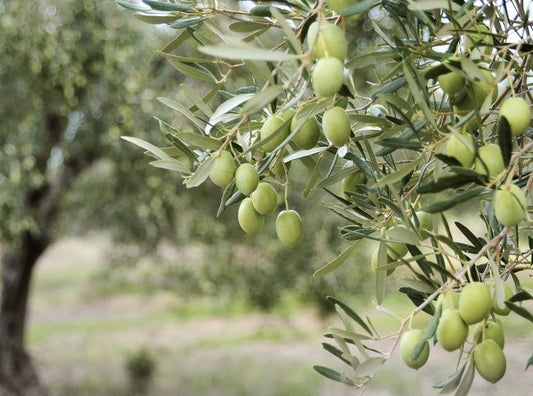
{"left": 116, "top": 1, "right": 150, "bottom": 12}
{"left": 142, "top": 0, "right": 194, "bottom": 12}
{"left": 186, "top": 156, "right": 214, "bottom": 188}
{"left": 408, "top": 0, "right": 460, "bottom": 11}
{"left": 314, "top": 241, "right": 361, "bottom": 277}
{"left": 199, "top": 42, "right": 299, "bottom": 62}
{"left": 326, "top": 296, "right": 373, "bottom": 336}
{"left": 216, "top": 181, "right": 238, "bottom": 217}
{"left": 498, "top": 116, "right": 512, "bottom": 167}
{"left": 403, "top": 62, "right": 437, "bottom": 129}
{"left": 354, "top": 357, "right": 386, "bottom": 378}
{"left": 454, "top": 358, "right": 474, "bottom": 396}
{"left": 433, "top": 364, "right": 466, "bottom": 393}
{"left": 371, "top": 77, "right": 407, "bottom": 98}
{"left": 417, "top": 174, "right": 480, "bottom": 194}
{"left": 157, "top": 97, "right": 206, "bottom": 131}
{"left": 169, "top": 16, "right": 209, "bottom": 29}
{"left": 420, "top": 188, "right": 486, "bottom": 213}
{"left": 343, "top": 0, "right": 380, "bottom": 16}
{"left": 399, "top": 287, "right": 434, "bottom": 315}
{"left": 412, "top": 303, "right": 441, "bottom": 360}
{"left": 175, "top": 132, "right": 223, "bottom": 150}
{"left": 240, "top": 86, "right": 285, "bottom": 115}
{"left": 526, "top": 353, "right": 533, "bottom": 370}
{"left": 229, "top": 21, "right": 266, "bottom": 33}
{"left": 454, "top": 222, "right": 485, "bottom": 250}
{"left": 504, "top": 301, "right": 533, "bottom": 322}
{"left": 121, "top": 136, "right": 171, "bottom": 160}
{"left": 313, "top": 366, "right": 354, "bottom": 385}
{"left": 509, "top": 290, "right": 533, "bottom": 302}
{"left": 322, "top": 343, "right": 352, "bottom": 365}
{"left": 206, "top": 94, "right": 254, "bottom": 135}
{"left": 133, "top": 12, "right": 180, "bottom": 24}
{"left": 373, "top": 158, "right": 421, "bottom": 188}
{"left": 149, "top": 159, "right": 190, "bottom": 174}
{"left": 270, "top": 7, "right": 301, "bottom": 55}
{"left": 283, "top": 147, "right": 328, "bottom": 163}
{"left": 167, "top": 59, "right": 216, "bottom": 83}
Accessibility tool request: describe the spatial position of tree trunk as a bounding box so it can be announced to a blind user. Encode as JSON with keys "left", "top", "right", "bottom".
{"left": 0, "top": 231, "right": 49, "bottom": 396}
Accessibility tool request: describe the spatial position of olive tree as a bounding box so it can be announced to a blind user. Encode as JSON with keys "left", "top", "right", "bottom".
{"left": 121, "top": 0, "right": 532, "bottom": 393}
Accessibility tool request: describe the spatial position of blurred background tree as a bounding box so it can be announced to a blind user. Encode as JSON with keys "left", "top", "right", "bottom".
{"left": 0, "top": 1, "right": 368, "bottom": 394}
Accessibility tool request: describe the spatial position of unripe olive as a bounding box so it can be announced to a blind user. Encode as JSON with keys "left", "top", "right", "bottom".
{"left": 436, "top": 308, "right": 468, "bottom": 351}
{"left": 437, "top": 291, "right": 459, "bottom": 311}
{"left": 474, "top": 319, "right": 505, "bottom": 349}
{"left": 269, "top": 154, "right": 290, "bottom": 179}
{"left": 235, "top": 163, "right": 259, "bottom": 195}
{"left": 445, "top": 133, "right": 475, "bottom": 168}
{"left": 322, "top": 106, "right": 351, "bottom": 147}
{"left": 438, "top": 71, "right": 464, "bottom": 97}
{"left": 342, "top": 170, "right": 367, "bottom": 199}
{"left": 312, "top": 57, "right": 344, "bottom": 97}
{"left": 251, "top": 182, "right": 277, "bottom": 215}
{"left": 291, "top": 113, "right": 320, "bottom": 149}
{"left": 238, "top": 198, "right": 264, "bottom": 234}
{"left": 458, "top": 282, "right": 492, "bottom": 325}
{"left": 370, "top": 248, "right": 395, "bottom": 275}
{"left": 473, "top": 339, "right": 506, "bottom": 383}
{"left": 466, "top": 23, "right": 494, "bottom": 57}
{"left": 474, "top": 144, "right": 505, "bottom": 178}
{"left": 493, "top": 184, "right": 527, "bottom": 227}
{"left": 280, "top": 108, "right": 295, "bottom": 122}
{"left": 413, "top": 210, "right": 433, "bottom": 240}
{"left": 491, "top": 281, "right": 512, "bottom": 316}
{"left": 276, "top": 210, "right": 304, "bottom": 248}
{"left": 209, "top": 151, "right": 235, "bottom": 188}
{"left": 400, "top": 329, "right": 429, "bottom": 369}
{"left": 499, "top": 97, "right": 531, "bottom": 137}
{"left": 261, "top": 116, "right": 289, "bottom": 152}
{"left": 325, "top": 0, "right": 356, "bottom": 14}
{"left": 307, "top": 21, "right": 348, "bottom": 60}
{"left": 455, "top": 69, "right": 496, "bottom": 112}
{"left": 386, "top": 225, "right": 408, "bottom": 259}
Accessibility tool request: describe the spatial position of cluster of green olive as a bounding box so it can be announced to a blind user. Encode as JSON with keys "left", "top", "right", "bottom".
{"left": 208, "top": 150, "right": 304, "bottom": 248}
{"left": 439, "top": 61, "right": 530, "bottom": 228}
{"left": 401, "top": 281, "right": 513, "bottom": 383}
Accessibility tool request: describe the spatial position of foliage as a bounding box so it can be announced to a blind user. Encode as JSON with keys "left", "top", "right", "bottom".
{"left": 120, "top": 0, "right": 532, "bottom": 394}
{"left": 125, "top": 347, "right": 157, "bottom": 394}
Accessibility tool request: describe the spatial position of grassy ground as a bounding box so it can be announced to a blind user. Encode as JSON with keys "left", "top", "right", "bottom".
{"left": 28, "top": 235, "right": 532, "bottom": 395}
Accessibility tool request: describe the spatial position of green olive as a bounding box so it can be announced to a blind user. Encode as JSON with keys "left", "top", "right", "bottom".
{"left": 438, "top": 71, "right": 464, "bottom": 97}
{"left": 312, "top": 57, "right": 344, "bottom": 98}
{"left": 400, "top": 329, "right": 429, "bottom": 369}
{"left": 499, "top": 97, "right": 531, "bottom": 137}
{"left": 235, "top": 163, "right": 259, "bottom": 196}
{"left": 260, "top": 116, "right": 289, "bottom": 152}
{"left": 342, "top": 170, "right": 367, "bottom": 200}
{"left": 370, "top": 248, "right": 395, "bottom": 275}
{"left": 458, "top": 282, "right": 491, "bottom": 325}
{"left": 493, "top": 184, "right": 527, "bottom": 227}
{"left": 250, "top": 182, "right": 277, "bottom": 215}
{"left": 386, "top": 225, "right": 409, "bottom": 259}
{"left": 291, "top": 112, "right": 320, "bottom": 149}
{"left": 474, "top": 143, "right": 505, "bottom": 178}
{"left": 466, "top": 23, "right": 494, "bottom": 57}
{"left": 209, "top": 151, "right": 235, "bottom": 188}
{"left": 473, "top": 339, "right": 506, "bottom": 383}
{"left": 445, "top": 133, "right": 476, "bottom": 168}
{"left": 436, "top": 308, "right": 468, "bottom": 351}
{"left": 238, "top": 198, "right": 264, "bottom": 234}
{"left": 490, "top": 281, "right": 512, "bottom": 316}
{"left": 322, "top": 106, "right": 351, "bottom": 147}
{"left": 325, "top": 0, "right": 356, "bottom": 14}
{"left": 307, "top": 21, "right": 348, "bottom": 60}
{"left": 474, "top": 319, "right": 505, "bottom": 349}
{"left": 436, "top": 291, "right": 459, "bottom": 311}
{"left": 276, "top": 210, "right": 304, "bottom": 248}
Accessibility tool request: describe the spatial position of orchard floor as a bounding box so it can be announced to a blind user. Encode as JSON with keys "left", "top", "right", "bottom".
{"left": 29, "top": 235, "right": 532, "bottom": 396}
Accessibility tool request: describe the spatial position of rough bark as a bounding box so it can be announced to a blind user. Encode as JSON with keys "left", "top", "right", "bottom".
{"left": 0, "top": 231, "right": 50, "bottom": 396}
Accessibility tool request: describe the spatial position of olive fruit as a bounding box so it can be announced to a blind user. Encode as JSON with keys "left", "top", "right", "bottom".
{"left": 491, "top": 281, "right": 512, "bottom": 316}
{"left": 209, "top": 151, "right": 235, "bottom": 188}
{"left": 473, "top": 339, "right": 506, "bottom": 383}
{"left": 322, "top": 106, "right": 351, "bottom": 147}
{"left": 342, "top": 170, "right": 367, "bottom": 199}
{"left": 386, "top": 225, "right": 409, "bottom": 259}
{"left": 400, "top": 329, "right": 429, "bottom": 369}
{"left": 438, "top": 71, "right": 464, "bottom": 97}
{"left": 436, "top": 308, "right": 468, "bottom": 351}
{"left": 261, "top": 116, "right": 289, "bottom": 152}
{"left": 493, "top": 184, "right": 527, "bottom": 227}
{"left": 474, "top": 143, "right": 505, "bottom": 178}
{"left": 307, "top": 21, "right": 348, "bottom": 60}
{"left": 458, "top": 282, "right": 491, "bottom": 325}
{"left": 325, "top": 0, "right": 356, "bottom": 14}
{"left": 238, "top": 198, "right": 264, "bottom": 234}
{"left": 445, "top": 133, "right": 476, "bottom": 168}
{"left": 437, "top": 291, "right": 459, "bottom": 311}
{"left": 413, "top": 210, "right": 433, "bottom": 240}
{"left": 466, "top": 23, "right": 494, "bottom": 56}
{"left": 291, "top": 113, "right": 320, "bottom": 149}
{"left": 312, "top": 57, "right": 344, "bottom": 97}
{"left": 251, "top": 182, "right": 277, "bottom": 215}
{"left": 235, "top": 163, "right": 259, "bottom": 196}
{"left": 499, "top": 97, "right": 531, "bottom": 137}
{"left": 455, "top": 68, "right": 496, "bottom": 112}
{"left": 276, "top": 210, "right": 304, "bottom": 248}
{"left": 474, "top": 319, "right": 505, "bottom": 349}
